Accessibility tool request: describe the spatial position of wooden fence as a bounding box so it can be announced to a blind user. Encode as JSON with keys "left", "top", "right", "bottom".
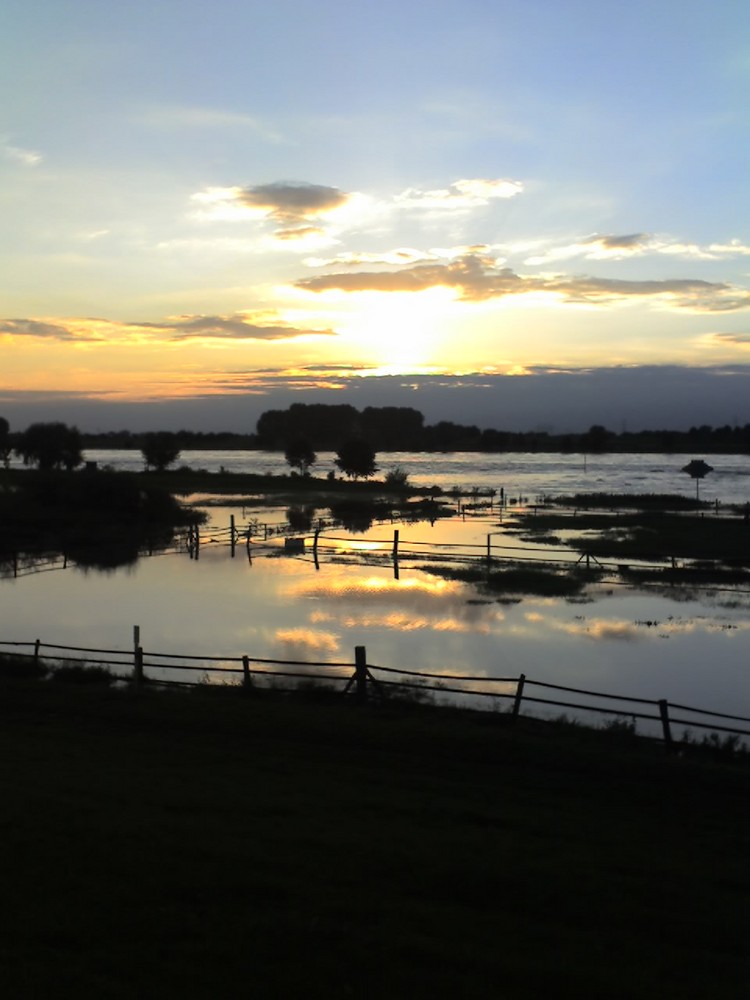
{"left": 2, "top": 637, "right": 749, "bottom": 749}
{"left": 5, "top": 498, "right": 748, "bottom": 582}
{"left": 187, "top": 516, "right": 748, "bottom": 586}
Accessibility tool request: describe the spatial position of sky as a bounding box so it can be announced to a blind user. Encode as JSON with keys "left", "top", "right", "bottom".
{"left": 1, "top": 0, "right": 749, "bottom": 434}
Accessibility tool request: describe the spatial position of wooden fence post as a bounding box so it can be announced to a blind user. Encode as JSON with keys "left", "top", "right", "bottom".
{"left": 486, "top": 534, "right": 492, "bottom": 568}
{"left": 658, "top": 699, "right": 673, "bottom": 749}
{"left": 354, "top": 645, "right": 368, "bottom": 702}
{"left": 511, "top": 673, "right": 526, "bottom": 722}
{"left": 133, "top": 646, "right": 144, "bottom": 689}
{"left": 313, "top": 528, "right": 320, "bottom": 570}
{"left": 33, "top": 638, "right": 41, "bottom": 666}
{"left": 392, "top": 530, "right": 399, "bottom": 560}
{"left": 242, "top": 655, "right": 253, "bottom": 689}
{"left": 230, "top": 515, "right": 236, "bottom": 558}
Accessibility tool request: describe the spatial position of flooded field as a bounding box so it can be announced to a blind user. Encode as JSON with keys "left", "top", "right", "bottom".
{"left": 3, "top": 485, "right": 750, "bottom": 742}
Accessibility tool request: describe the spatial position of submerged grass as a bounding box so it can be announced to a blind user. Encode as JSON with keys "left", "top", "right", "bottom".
{"left": 0, "top": 677, "right": 748, "bottom": 998}
{"left": 423, "top": 562, "right": 600, "bottom": 597}
{"left": 515, "top": 498, "right": 750, "bottom": 566}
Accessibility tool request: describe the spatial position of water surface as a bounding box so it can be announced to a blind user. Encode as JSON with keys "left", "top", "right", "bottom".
{"left": 3, "top": 451, "right": 750, "bottom": 740}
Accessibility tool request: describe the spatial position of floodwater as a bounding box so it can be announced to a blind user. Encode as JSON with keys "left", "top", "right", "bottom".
{"left": 2, "top": 451, "right": 750, "bottom": 741}
{"left": 76, "top": 448, "right": 750, "bottom": 505}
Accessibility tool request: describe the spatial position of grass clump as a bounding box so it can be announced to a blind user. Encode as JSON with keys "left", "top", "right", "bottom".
{"left": 0, "top": 653, "right": 48, "bottom": 680}
{"left": 51, "top": 663, "right": 116, "bottom": 685}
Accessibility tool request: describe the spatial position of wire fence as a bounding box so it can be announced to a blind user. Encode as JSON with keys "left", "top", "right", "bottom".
{"left": 4, "top": 495, "right": 749, "bottom": 583}
{"left": 2, "top": 637, "right": 749, "bottom": 749}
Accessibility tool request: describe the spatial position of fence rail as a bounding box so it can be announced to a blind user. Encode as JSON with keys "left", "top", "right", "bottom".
{"left": 2, "top": 637, "right": 749, "bottom": 749}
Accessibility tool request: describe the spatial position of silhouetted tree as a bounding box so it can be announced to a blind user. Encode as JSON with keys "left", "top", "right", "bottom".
{"left": 257, "top": 403, "right": 360, "bottom": 449}
{"left": 141, "top": 432, "right": 181, "bottom": 471}
{"left": 0, "top": 416, "right": 10, "bottom": 469}
{"left": 335, "top": 439, "right": 378, "bottom": 480}
{"left": 682, "top": 458, "right": 713, "bottom": 500}
{"left": 360, "top": 406, "right": 424, "bottom": 449}
{"left": 284, "top": 438, "right": 316, "bottom": 476}
{"left": 15, "top": 422, "right": 83, "bottom": 471}
{"left": 583, "top": 424, "right": 613, "bottom": 453}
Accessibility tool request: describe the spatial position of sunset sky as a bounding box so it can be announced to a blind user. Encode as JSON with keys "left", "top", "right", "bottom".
{"left": 2, "top": 0, "right": 749, "bottom": 432}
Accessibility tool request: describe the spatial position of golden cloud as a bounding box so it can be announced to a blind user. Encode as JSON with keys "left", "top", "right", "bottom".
{"left": 296, "top": 252, "right": 750, "bottom": 312}
{"left": 0, "top": 313, "right": 337, "bottom": 344}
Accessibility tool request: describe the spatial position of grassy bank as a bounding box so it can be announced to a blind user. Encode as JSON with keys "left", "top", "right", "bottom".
{"left": 0, "top": 677, "right": 748, "bottom": 997}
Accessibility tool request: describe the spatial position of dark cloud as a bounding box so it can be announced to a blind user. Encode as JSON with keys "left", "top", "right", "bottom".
{"left": 3, "top": 365, "right": 749, "bottom": 434}
{"left": 0, "top": 314, "right": 337, "bottom": 343}
{"left": 296, "top": 253, "right": 750, "bottom": 311}
{"left": 0, "top": 319, "right": 101, "bottom": 341}
{"left": 584, "top": 233, "right": 650, "bottom": 250}
{"left": 163, "top": 315, "right": 336, "bottom": 341}
{"left": 236, "top": 182, "right": 349, "bottom": 223}
{"left": 708, "top": 332, "right": 750, "bottom": 345}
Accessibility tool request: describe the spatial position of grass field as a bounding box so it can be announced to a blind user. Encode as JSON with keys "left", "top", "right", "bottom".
{"left": 1, "top": 676, "right": 748, "bottom": 998}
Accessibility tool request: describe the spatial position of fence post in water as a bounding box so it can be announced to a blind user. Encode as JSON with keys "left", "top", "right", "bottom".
{"left": 313, "top": 528, "right": 320, "bottom": 570}
{"left": 392, "top": 530, "right": 399, "bottom": 560}
{"left": 354, "top": 645, "right": 368, "bottom": 702}
{"left": 486, "top": 534, "right": 492, "bottom": 568}
{"left": 133, "top": 646, "right": 144, "bottom": 689}
{"left": 658, "top": 699, "right": 673, "bottom": 749}
{"left": 230, "top": 515, "right": 236, "bottom": 558}
{"left": 511, "top": 673, "right": 526, "bottom": 722}
{"left": 34, "top": 638, "right": 41, "bottom": 666}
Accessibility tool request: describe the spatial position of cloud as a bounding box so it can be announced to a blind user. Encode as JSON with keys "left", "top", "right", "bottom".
{"left": 702, "top": 332, "right": 750, "bottom": 347}
{"left": 395, "top": 177, "right": 523, "bottom": 210}
{"left": 296, "top": 252, "right": 750, "bottom": 312}
{"left": 0, "top": 313, "right": 337, "bottom": 344}
{"left": 0, "top": 319, "right": 101, "bottom": 341}
{"left": 1, "top": 141, "right": 43, "bottom": 167}
{"left": 161, "top": 314, "right": 337, "bottom": 341}
{"left": 237, "top": 181, "right": 349, "bottom": 221}
{"left": 138, "top": 104, "right": 283, "bottom": 141}
{"left": 708, "top": 240, "right": 750, "bottom": 257}
{"left": 525, "top": 233, "right": 750, "bottom": 266}
{"left": 190, "top": 175, "right": 523, "bottom": 245}
{"left": 303, "top": 244, "right": 491, "bottom": 268}
{"left": 190, "top": 180, "right": 355, "bottom": 243}
{"left": 3, "top": 365, "right": 750, "bottom": 433}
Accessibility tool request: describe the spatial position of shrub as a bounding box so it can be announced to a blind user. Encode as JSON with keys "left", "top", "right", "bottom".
{"left": 384, "top": 466, "right": 410, "bottom": 489}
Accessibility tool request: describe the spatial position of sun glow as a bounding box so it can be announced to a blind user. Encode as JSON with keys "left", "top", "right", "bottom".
{"left": 340, "top": 289, "right": 455, "bottom": 373}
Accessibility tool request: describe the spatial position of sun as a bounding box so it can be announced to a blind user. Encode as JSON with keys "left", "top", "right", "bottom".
{"left": 341, "top": 289, "right": 455, "bottom": 374}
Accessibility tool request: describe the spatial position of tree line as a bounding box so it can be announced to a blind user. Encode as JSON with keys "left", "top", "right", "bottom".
{"left": 0, "top": 418, "right": 381, "bottom": 480}
{"left": 3, "top": 407, "right": 750, "bottom": 479}
{"left": 0, "top": 421, "right": 189, "bottom": 473}
{"left": 253, "top": 405, "right": 750, "bottom": 455}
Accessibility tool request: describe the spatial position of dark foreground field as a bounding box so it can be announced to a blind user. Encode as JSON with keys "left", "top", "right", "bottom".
{"left": 0, "top": 679, "right": 748, "bottom": 998}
